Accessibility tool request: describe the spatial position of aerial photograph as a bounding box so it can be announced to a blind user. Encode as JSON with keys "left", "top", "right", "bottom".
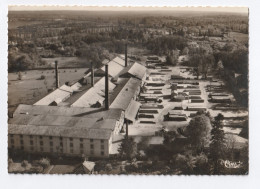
{"left": 7, "top": 6, "right": 248, "bottom": 175}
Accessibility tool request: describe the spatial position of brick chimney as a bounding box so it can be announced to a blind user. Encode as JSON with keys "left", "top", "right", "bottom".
{"left": 125, "top": 43, "right": 127, "bottom": 67}
{"left": 105, "top": 64, "right": 109, "bottom": 110}
{"left": 55, "top": 60, "right": 59, "bottom": 88}
{"left": 91, "top": 62, "right": 94, "bottom": 87}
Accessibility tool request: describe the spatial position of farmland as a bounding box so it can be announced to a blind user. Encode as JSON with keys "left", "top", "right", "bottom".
{"left": 8, "top": 68, "right": 87, "bottom": 114}
{"left": 41, "top": 57, "right": 87, "bottom": 68}
{"left": 228, "top": 32, "right": 248, "bottom": 44}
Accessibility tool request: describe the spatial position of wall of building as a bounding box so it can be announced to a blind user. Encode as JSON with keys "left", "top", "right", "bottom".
{"left": 113, "top": 111, "right": 125, "bottom": 135}
{"left": 8, "top": 134, "right": 110, "bottom": 158}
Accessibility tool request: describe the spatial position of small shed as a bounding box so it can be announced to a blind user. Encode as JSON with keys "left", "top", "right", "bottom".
{"left": 82, "top": 161, "right": 95, "bottom": 174}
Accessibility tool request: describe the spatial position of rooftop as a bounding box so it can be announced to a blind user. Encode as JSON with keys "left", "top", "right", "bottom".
{"left": 71, "top": 87, "right": 104, "bottom": 108}
{"left": 109, "top": 77, "right": 142, "bottom": 110}
{"left": 100, "top": 57, "right": 125, "bottom": 77}
{"left": 8, "top": 114, "right": 117, "bottom": 139}
{"left": 13, "top": 104, "right": 123, "bottom": 120}
{"left": 34, "top": 84, "right": 73, "bottom": 106}
{"left": 117, "top": 62, "right": 147, "bottom": 80}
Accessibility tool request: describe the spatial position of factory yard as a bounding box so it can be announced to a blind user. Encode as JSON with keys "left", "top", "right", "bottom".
{"left": 8, "top": 59, "right": 248, "bottom": 151}
{"left": 128, "top": 64, "right": 248, "bottom": 148}
{"left": 8, "top": 55, "right": 248, "bottom": 152}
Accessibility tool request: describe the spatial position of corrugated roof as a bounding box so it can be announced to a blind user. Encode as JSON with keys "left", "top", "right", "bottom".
{"left": 125, "top": 100, "right": 141, "bottom": 122}
{"left": 8, "top": 114, "right": 116, "bottom": 139}
{"left": 13, "top": 104, "right": 123, "bottom": 120}
{"left": 109, "top": 78, "right": 130, "bottom": 104}
{"left": 110, "top": 77, "right": 141, "bottom": 110}
{"left": 71, "top": 87, "right": 104, "bottom": 108}
{"left": 9, "top": 114, "right": 98, "bottom": 128}
{"left": 8, "top": 124, "right": 112, "bottom": 139}
{"left": 118, "top": 62, "right": 147, "bottom": 80}
{"left": 94, "top": 119, "right": 117, "bottom": 130}
{"left": 34, "top": 84, "right": 73, "bottom": 106}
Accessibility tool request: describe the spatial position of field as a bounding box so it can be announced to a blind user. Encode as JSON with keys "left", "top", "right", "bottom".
{"left": 228, "top": 32, "right": 248, "bottom": 44}
{"left": 41, "top": 57, "right": 88, "bottom": 68}
{"left": 8, "top": 68, "right": 87, "bottom": 114}
{"left": 8, "top": 20, "right": 44, "bottom": 29}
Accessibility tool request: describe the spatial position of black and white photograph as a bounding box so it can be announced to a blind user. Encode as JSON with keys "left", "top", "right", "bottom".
{"left": 6, "top": 6, "right": 249, "bottom": 176}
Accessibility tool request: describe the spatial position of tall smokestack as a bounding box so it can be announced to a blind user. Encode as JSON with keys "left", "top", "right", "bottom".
{"left": 105, "top": 64, "right": 109, "bottom": 110}
{"left": 55, "top": 60, "right": 59, "bottom": 88}
{"left": 125, "top": 43, "right": 127, "bottom": 67}
{"left": 91, "top": 62, "right": 94, "bottom": 87}
{"left": 125, "top": 119, "right": 128, "bottom": 139}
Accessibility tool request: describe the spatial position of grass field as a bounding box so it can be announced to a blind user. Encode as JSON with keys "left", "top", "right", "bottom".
{"left": 8, "top": 68, "right": 87, "bottom": 114}
{"left": 42, "top": 57, "right": 88, "bottom": 68}
{"left": 228, "top": 32, "right": 248, "bottom": 44}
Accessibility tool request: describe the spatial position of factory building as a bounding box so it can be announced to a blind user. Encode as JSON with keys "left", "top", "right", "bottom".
{"left": 8, "top": 54, "right": 147, "bottom": 158}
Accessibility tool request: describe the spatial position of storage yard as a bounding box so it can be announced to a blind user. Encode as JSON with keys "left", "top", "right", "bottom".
{"left": 128, "top": 62, "right": 247, "bottom": 147}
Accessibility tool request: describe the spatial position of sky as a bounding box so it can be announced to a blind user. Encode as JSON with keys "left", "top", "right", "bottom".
{"left": 8, "top": 6, "right": 248, "bottom": 13}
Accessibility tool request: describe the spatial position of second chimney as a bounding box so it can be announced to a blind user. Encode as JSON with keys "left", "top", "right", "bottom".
{"left": 125, "top": 43, "right": 127, "bottom": 67}
{"left": 55, "top": 60, "right": 59, "bottom": 88}
{"left": 105, "top": 64, "right": 109, "bottom": 110}
{"left": 91, "top": 62, "right": 94, "bottom": 87}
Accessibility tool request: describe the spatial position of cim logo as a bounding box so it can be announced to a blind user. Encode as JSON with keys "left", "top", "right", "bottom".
{"left": 220, "top": 160, "right": 243, "bottom": 169}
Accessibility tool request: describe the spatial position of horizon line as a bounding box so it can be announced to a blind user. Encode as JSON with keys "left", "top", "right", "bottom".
{"left": 8, "top": 6, "right": 248, "bottom": 14}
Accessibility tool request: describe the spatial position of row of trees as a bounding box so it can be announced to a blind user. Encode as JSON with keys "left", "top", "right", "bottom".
{"left": 146, "top": 35, "right": 187, "bottom": 56}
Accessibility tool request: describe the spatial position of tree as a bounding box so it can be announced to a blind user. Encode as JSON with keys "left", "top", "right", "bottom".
{"left": 181, "top": 47, "right": 189, "bottom": 55}
{"left": 188, "top": 54, "right": 201, "bottom": 79}
{"left": 166, "top": 50, "right": 179, "bottom": 66}
{"left": 189, "top": 53, "right": 215, "bottom": 79}
{"left": 173, "top": 154, "right": 195, "bottom": 174}
{"left": 163, "top": 131, "right": 177, "bottom": 145}
{"left": 209, "top": 113, "right": 226, "bottom": 174}
{"left": 118, "top": 137, "right": 138, "bottom": 160}
{"left": 9, "top": 53, "right": 32, "bottom": 72}
{"left": 17, "top": 71, "right": 22, "bottom": 80}
{"left": 225, "top": 134, "right": 236, "bottom": 161}
{"left": 193, "top": 153, "right": 211, "bottom": 175}
{"left": 201, "top": 55, "right": 215, "bottom": 79}
{"left": 37, "top": 158, "right": 50, "bottom": 169}
{"left": 239, "top": 142, "right": 249, "bottom": 174}
{"left": 185, "top": 114, "right": 212, "bottom": 152}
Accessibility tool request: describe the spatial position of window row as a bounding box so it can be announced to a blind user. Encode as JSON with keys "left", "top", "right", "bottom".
{"left": 11, "top": 144, "right": 105, "bottom": 156}
{"left": 10, "top": 135, "right": 104, "bottom": 143}
{"left": 12, "top": 140, "right": 105, "bottom": 149}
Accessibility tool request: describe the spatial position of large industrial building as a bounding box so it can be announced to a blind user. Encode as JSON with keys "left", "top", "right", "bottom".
{"left": 8, "top": 53, "right": 147, "bottom": 158}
